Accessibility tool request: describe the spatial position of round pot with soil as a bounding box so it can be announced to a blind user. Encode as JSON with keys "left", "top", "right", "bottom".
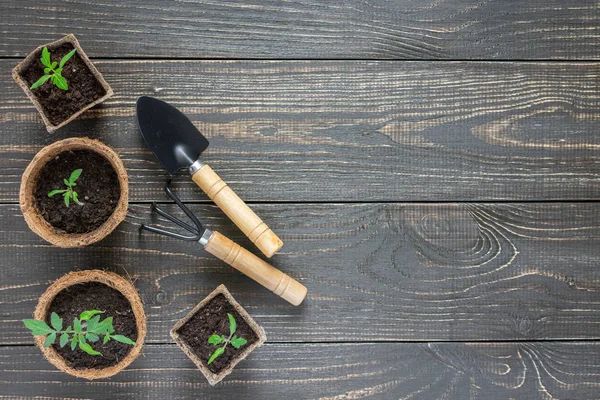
{"left": 23, "top": 270, "right": 146, "bottom": 379}
{"left": 12, "top": 34, "right": 113, "bottom": 132}
{"left": 20, "top": 137, "right": 128, "bottom": 247}
{"left": 171, "top": 284, "right": 267, "bottom": 386}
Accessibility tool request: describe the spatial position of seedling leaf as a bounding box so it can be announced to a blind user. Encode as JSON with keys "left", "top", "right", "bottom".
{"left": 80, "top": 310, "right": 102, "bottom": 321}
{"left": 59, "top": 333, "right": 69, "bottom": 347}
{"left": 79, "top": 341, "right": 101, "bottom": 356}
{"left": 48, "top": 189, "right": 66, "bottom": 197}
{"left": 86, "top": 333, "right": 99, "bottom": 342}
{"left": 207, "top": 347, "right": 225, "bottom": 365}
{"left": 50, "top": 312, "right": 62, "bottom": 331}
{"left": 71, "top": 336, "right": 78, "bottom": 350}
{"left": 97, "top": 317, "right": 113, "bottom": 334}
{"left": 231, "top": 336, "right": 247, "bottom": 349}
{"left": 60, "top": 48, "right": 77, "bottom": 68}
{"left": 30, "top": 74, "right": 52, "bottom": 90}
{"left": 69, "top": 169, "right": 82, "bottom": 184}
{"left": 54, "top": 74, "right": 68, "bottom": 90}
{"left": 41, "top": 47, "right": 51, "bottom": 67}
{"left": 73, "top": 318, "right": 82, "bottom": 333}
{"left": 227, "top": 313, "right": 236, "bottom": 335}
{"left": 23, "top": 319, "right": 54, "bottom": 335}
{"left": 208, "top": 334, "right": 222, "bottom": 345}
{"left": 43, "top": 332, "right": 57, "bottom": 348}
{"left": 111, "top": 335, "right": 136, "bottom": 345}
{"left": 87, "top": 315, "right": 101, "bottom": 332}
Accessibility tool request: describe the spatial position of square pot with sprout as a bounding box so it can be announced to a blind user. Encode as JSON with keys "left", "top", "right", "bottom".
{"left": 171, "top": 284, "right": 267, "bottom": 385}
{"left": 12, "top": 34, "right": 113, "bottom": 132}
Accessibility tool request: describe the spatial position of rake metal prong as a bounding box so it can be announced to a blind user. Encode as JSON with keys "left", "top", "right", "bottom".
{"left": 139, "top": 223, "right": 199, "bottom": 241}
{"left": 163, "top": 181, "right": 204, "bottom": 234}
{"left": 139, "top": 181, "right": 205, "bottom": 242}
{"left": 153, "top": 203, "right": 199, "bottom": 234}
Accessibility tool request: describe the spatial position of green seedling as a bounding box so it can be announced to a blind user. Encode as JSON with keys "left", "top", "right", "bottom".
{"left": 23, "top": 310, "right": 135, "bottom": 356}
{"left": 48, "top": 168, "right": 83, "bottom": 207}
{"left": 30, "top": 46, "right": 77, "bottom": 91}
{"left": 207, "top": 313, "right": 247, "bottom": 365}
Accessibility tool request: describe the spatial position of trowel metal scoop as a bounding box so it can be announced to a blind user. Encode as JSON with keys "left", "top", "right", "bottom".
{"left": 136, "top": 96, "right": 283, "bottom": 258}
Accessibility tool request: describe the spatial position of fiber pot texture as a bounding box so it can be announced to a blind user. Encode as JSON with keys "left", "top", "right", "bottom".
{"left": 171, "top": 284, "right": 267, "bottom": 386}
{"left": 12, "top": 34, "right": 113, "bottom": 133}
{"left": 20, "top": 137, "right": 128, "bottom": 247}
{"left": 33, "top": 270, "right": 146, "bottom": 380}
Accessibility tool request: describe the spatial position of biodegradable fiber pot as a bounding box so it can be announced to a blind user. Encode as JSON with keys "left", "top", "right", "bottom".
{"left": 20, "top": 137, "right": 128, "bottom": 247}
{"left": 33, "top": 270, "right": 146, "bottom": 380}
{"left": 12, "top": 34, "right": 113, "bottom": 132}
{"left": 171, "top": 284, "right": 267, "bottom": 386}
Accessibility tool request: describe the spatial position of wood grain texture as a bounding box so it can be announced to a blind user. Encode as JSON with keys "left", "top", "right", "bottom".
{"left": 1, "top": 0, "right": 599, "bottom": 60}
{"left": 2, "top": 202, "right": 599, "bottom": 344}
{"left": 1, "top": 342, "right": 599, "bottom": 399}
{"left": 2, "top": 60, "right": 600, "bottom": 202}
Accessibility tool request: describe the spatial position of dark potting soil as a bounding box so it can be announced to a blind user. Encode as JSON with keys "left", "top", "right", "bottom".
{"left": 46, "top": 282, "right": 138, "bottom": 370}
{"left": 34, "top": 149, "right": 120, "bottom": 234}
{"left": 19, "top": 42, "right": 106, "bottom": 126}
{"left": 176, "top": 294, "right": 259, "bottom": 374}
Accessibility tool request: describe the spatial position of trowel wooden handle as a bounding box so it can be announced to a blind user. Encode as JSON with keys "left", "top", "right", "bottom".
{"left": 192, "top": 163, "right": 283, "bottom": 258}
{"left": 204, "top": 231, "right": 307, "bottom": 306}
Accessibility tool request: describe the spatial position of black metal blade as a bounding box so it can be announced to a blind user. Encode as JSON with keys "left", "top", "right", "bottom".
{"left": 136, "top": 96, "right": 209, "bottom": 175}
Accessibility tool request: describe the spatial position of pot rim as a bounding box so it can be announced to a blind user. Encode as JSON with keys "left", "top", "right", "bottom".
{"left": 33, "top": 270, "right": 146, "bottom": 380}
{"left": 12, "top": 33, "right": 114, "bottom": 133}
{"left": 170, "top": 284, "right": 267, "bottom": 386}
{"left": 20, "top": 137, "right": 129, "bottom": 248}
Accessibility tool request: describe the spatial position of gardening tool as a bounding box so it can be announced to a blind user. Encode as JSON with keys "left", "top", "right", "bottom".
{"left": 136, "top": 96, "right": 283, "bottom": 258}
{"left": 139, "top": 181, "right": 307, "bottom": 306}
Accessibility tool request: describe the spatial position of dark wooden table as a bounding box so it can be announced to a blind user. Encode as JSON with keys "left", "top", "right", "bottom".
{"left": 1, "top": 1, "right": 599, "bottom": 398}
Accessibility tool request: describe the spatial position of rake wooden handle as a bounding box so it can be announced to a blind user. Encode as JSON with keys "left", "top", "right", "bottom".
{"left": 192, "top": 163, "right": 283, "bottom": 258}
{"left": 203, "top": 231, "right": 307, "bottom": 306}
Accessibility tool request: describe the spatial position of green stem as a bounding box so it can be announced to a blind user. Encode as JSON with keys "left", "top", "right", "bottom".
{"left": 219, "top": 331, "right": 235, "bottom": 352}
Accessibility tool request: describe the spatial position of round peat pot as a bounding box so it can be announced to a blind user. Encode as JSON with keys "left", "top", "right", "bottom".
{"left": 33, "top": 270, "right": 146, "bottom": 379}
{"left": 20, "top": 137, "right": 128, "bottom": 247}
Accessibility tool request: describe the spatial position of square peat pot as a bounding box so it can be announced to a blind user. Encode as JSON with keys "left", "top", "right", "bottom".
{"left": 12, "top": 34, "right": 113, "bottom": 132}
{"left": 171, "top": 284, "right": 266, "bottom": 386}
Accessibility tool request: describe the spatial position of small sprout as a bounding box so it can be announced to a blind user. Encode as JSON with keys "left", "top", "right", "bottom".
{"left": 23, "top": 310, "right": 136, "bottom": 356}
{"left": 48, "top": 169, "right": 83, "bottom": 207}
{"left": 31, "top": 47, "right": 77, "bottom": 91}
{"left": 207, "top": 313, "right": 247, "bottom": 365}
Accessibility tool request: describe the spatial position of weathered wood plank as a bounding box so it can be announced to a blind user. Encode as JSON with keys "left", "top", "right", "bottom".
{"left": 2, "top": 202, "right": 599, "bottom": 343}
{"left": 1, "top": 342, "right": 599, "bottom": 399}
{"left": 1, "top": 0, "right": 599, "bottom": 60}
{"left": 2, "top": 60, "right": 600, "bottom": 202}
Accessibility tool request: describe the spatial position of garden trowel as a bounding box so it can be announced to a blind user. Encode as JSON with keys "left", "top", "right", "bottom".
{"left": 136, "top": 96, "right": 283, "bottom": 258}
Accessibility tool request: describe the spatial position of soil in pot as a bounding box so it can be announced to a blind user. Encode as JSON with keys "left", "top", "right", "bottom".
{"left": 46, "top": 282, "right": 138, "bottom": 370}
{"left": 175, "top": 293, "right": 259, "bottom": 374}
{"left": 19, "top": 42, "right": 106, "bottom": 126}
{"left": 34, "top": 149, "right": 120, "bottom": 234}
